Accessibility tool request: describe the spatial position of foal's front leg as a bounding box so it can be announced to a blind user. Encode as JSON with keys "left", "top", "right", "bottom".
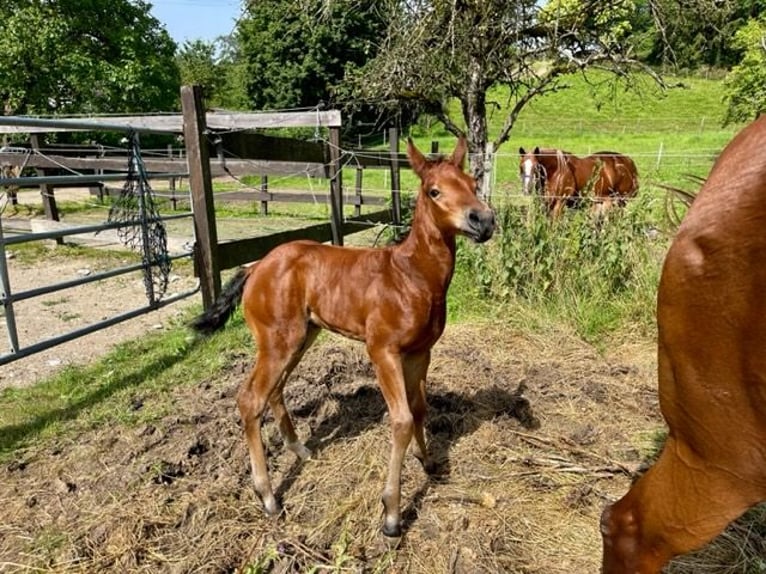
{"left": 369, "top": 345, "right": 413, "bottom": 537}
{"left": 403, "top": 351, "right": 436, "bottom": 474}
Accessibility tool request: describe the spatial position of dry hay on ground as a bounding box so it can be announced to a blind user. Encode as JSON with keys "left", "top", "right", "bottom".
{"left": 1, "top": 321, "right": 662, "bottom": 573}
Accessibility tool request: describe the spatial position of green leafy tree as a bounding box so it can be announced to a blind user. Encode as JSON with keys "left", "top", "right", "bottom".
{"left": 177, "top": 40, "right": 226, "bottom": 106}
{"left": 723, "top": 17, "right": 766, "bottom": 124}
{"left": 638, "top": 0, "right": 766, "bottom": 70}
{"left": 237, "top": 0, "right": 387, "bottom": 113}
{"left": 0, "top": 0, "right": 179, "bottom": 115}
{"left": 342, "top": 0, "right": 660, "bottom": 185}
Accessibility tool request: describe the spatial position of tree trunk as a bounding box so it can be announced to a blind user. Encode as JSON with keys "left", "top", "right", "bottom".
{"left": 461, "top": 67, "right": 490, "bottom": 200}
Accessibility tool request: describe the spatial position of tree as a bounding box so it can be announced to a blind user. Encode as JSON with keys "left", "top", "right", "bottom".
{"left": 0, "top": 0, "right": 179, "bottom": 115}
{"left": 723, "top": 16, "right": 766, "bottom": 124}
{"left": 638, "top": 0, "right": 766, "bottom": 70}
{"left": 236, "top": 0, "right": 387, "bottom": 114}
{"left": 177, "top": 40, "right": 226, "bottom": 107}
{"left": 341, "top": 0, "right": 661, "bottom": 185}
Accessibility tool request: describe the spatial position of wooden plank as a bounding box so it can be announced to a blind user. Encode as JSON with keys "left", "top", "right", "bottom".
{"left": 182, "top": 85, "right": 221, "bottom": 308}
{"left": 216, "top": 209, "right": 392, "bottom": 270}
{"left": 213, "top": 190, "right": 387, "bottom": 206}
{"left": 0, "top": 110, "right": 342, "bottom": 134}
{"left": 0, "top": 153, "right": 327, "bottom": 178}
{"left": 220, "top": 132, "right": 326, "bottom": 163}
{"left": 347, "top": 150, "right": 412, "bottom": 169}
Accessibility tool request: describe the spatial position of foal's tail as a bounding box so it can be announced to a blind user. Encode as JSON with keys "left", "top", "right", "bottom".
{"left": 191, "top": 266, "right": 249, "bottom": 336}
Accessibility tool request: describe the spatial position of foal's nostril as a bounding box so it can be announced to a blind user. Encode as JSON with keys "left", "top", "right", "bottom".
{"left": 468, "top": 210, "right": 480, "bottom": 224}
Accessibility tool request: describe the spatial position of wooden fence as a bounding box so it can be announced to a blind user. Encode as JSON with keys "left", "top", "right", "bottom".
{"left": 0, "top": 85, "right": 412, "bottom": 309}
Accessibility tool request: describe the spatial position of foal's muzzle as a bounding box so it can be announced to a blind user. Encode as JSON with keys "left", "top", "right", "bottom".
{"left": 465, "top": 208, "right": 496, "bottom": 243}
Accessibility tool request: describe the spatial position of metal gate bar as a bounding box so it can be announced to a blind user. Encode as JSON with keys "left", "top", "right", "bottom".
{"left": 4, "top": 251, "right": 192, "bottom": 304}
{"left": 0, "top": 114, "right": 196, "bottom": 368}
{"left": 2, "top": 212, "right": 192, "bottom": 246}
{"left": 0, "top": 288, "right": 197, "bottom": 365}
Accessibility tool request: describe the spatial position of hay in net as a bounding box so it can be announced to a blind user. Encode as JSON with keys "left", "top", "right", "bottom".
{"left": 107, "top": 131, "right": 170, "bottom": 301}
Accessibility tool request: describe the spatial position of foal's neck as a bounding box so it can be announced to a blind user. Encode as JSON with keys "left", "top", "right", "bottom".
{"left": 395, "top": 197, "right": 457, "bottom": 292}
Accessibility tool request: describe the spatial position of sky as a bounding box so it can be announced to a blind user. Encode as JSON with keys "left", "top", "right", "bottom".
{"left": 149, "top": 0, "right": 243, "bottom": 45}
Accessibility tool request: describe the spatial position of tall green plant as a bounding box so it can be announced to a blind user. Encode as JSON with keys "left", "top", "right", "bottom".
{"left": 459, "top": 196, "right": 664, "bottom": 340}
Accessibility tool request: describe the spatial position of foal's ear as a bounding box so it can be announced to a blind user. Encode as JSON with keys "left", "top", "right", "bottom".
{"left": 451, "top": 136, "right": 468, "bottom": 170}
{"left": 407, "top": 137, "right": 428, "bottom": 178}
{"left": 519, "top": 146, "right": 526, "bottom": 156}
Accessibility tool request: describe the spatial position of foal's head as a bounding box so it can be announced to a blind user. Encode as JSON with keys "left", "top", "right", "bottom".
{"left": 519, "top": 146, "right": 544, "bottom": 195}
{"left": 407, "top": 136, "right": 495, "bottom": 243}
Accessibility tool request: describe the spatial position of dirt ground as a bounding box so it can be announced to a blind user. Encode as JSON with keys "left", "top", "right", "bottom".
{"left": 0, "top": 291, "right": 665, "bottom": 573}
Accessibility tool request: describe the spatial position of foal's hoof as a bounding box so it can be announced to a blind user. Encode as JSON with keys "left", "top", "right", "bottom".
{"left": 286, "top": 440, "right": 312, "bottom": 461}
{"left": 263, "top": 498, "right": 283, "bottom": 518}
{"left": 381, "top": 522, "right": 402, "bottom": 538}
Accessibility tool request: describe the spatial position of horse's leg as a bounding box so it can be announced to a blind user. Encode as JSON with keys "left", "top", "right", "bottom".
{"left": 601, "top": 435, "right": 758, "bottom": 573}
{"left": 403, "top": 351, "right": 436, "bottom": 474}
{"left": 268, "top": 325, "right": 321, "bottom": 460}
{"left": 237, "top": 327, "right": 311, "bottom": 516}
{"left": 368, "top": 344, "right": 412, "bottom": 537}
{"left": 551, "top": 198, "right": 565, "bottom": 219}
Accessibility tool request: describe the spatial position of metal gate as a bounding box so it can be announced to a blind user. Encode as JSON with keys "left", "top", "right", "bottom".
{"left": 0, "top": 116, "right": 198, "bottom": 366}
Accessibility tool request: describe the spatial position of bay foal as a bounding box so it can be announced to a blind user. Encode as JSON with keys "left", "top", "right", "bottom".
{"left": 601, "top": 115, "right": 766, "bottom": 572}
{"left": 192, "top": 137, "right": 495, "bottom": 537}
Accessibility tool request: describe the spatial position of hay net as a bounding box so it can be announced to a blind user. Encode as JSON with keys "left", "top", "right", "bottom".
{"left": 107, "top": 131, "right": 170, "bottom": 302}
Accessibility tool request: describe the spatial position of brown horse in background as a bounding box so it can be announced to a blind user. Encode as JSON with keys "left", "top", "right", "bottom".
{"left": 192, "top": 137, "right": 495, "bottom": 537}
{"left": 566, "top": 151, "right": 639, "bottom": 216}
{"left": 601, "top": 115, "right": 766, "bottom": 572}
{"left": 519, "top": 146, "right": 638, "bottom": 217}
{"left": 518, "top": 146, "right": 577, "bottom": 218}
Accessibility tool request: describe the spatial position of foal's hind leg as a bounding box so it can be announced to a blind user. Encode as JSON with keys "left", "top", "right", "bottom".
{"left": 238, "top": 326, "right": 317, "bottom": 516}
{"left": 268, "top": 325, "right": 321, "bottom": 460}
{"left": 403, "top": 351, "right": 436, "bottom": 474}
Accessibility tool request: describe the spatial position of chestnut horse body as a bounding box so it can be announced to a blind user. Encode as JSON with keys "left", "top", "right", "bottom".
{"left": 518, "top": 146, "right": 577, "bottom": 217}
{"left": 519, "top": 146, "right": 638, "bottom": 217}
{"left": 192, "top": 137, "right": 495, "bottom": 537}
{"left": 601, "top": 115, "right": 766, "bottom": 572}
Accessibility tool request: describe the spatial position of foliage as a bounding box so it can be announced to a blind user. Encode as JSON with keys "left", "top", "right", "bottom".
{"left": 236, "top": 0, "right": 387, "bottom": 117}
{"left": 0, "top": 0, "right": 179, "bottom": 115}
{"left": 177, "top": 40, "right": 227, "bottom": 107}
{"left": 637, "top": 0, "right": 766, "bottom": 70}
{"left": 458, "top": 197, "right": 663, "bottom": 342}
{"left": 723, "top": 16, "right": 766, "bottom": 125}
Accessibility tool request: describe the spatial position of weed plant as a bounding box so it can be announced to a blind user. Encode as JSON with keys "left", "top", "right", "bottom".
{"left": 457, "top": 195, "right": 665, "bottom": 343}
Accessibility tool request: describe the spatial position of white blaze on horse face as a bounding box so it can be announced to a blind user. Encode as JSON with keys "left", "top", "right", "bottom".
{"left": 521, "top": 158, "right": 535, "bottom": 194}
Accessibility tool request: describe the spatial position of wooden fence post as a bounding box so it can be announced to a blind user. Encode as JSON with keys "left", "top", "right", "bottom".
{"left": 354, "top": 167, "right": 363, "bottom": 217}
{"left": 260, "top": 175, "right": 269, "bottom": 215}
{"left": 328, "top": 126, "right": 344, "bottom": 246}
{"left": 181, "top": 85, "right": 220, "bottom": 309}
{"left": 389, "top": 127, "right": 401, "bottom": 229}
{"left": 29, "top": 134, "right": 63, "bottom": 245}
{"left": 167, "top": 144, "right": 177, "bottom": 210}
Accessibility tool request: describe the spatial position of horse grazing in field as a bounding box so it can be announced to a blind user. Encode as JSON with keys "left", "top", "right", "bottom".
{"left": 519, "top": 146, "right": 638, "bottom": 217}
{"left": 518, "top": 146, "right": 577, "bottom": 218}
{"left": 601, "top": 115, "right": 766, "bottom": 573}
{"left": 566, "top": 151, "right": 639, "bottom": 216}
{"left": 192, "top": 137, "right": 495, "bottom": 537}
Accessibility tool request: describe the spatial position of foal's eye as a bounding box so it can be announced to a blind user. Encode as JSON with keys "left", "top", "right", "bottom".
{"left": 428, "top": 188, "right": 440, "bottom": 199}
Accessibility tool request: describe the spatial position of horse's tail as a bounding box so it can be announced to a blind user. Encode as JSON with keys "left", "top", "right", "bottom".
{"left": 191, "top": 266, "right": 250, "bottom": 336}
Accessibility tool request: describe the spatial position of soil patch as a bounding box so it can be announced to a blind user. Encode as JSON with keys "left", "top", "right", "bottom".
{"left": 0, "top": 320, "right": 664, "bottom": 573}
